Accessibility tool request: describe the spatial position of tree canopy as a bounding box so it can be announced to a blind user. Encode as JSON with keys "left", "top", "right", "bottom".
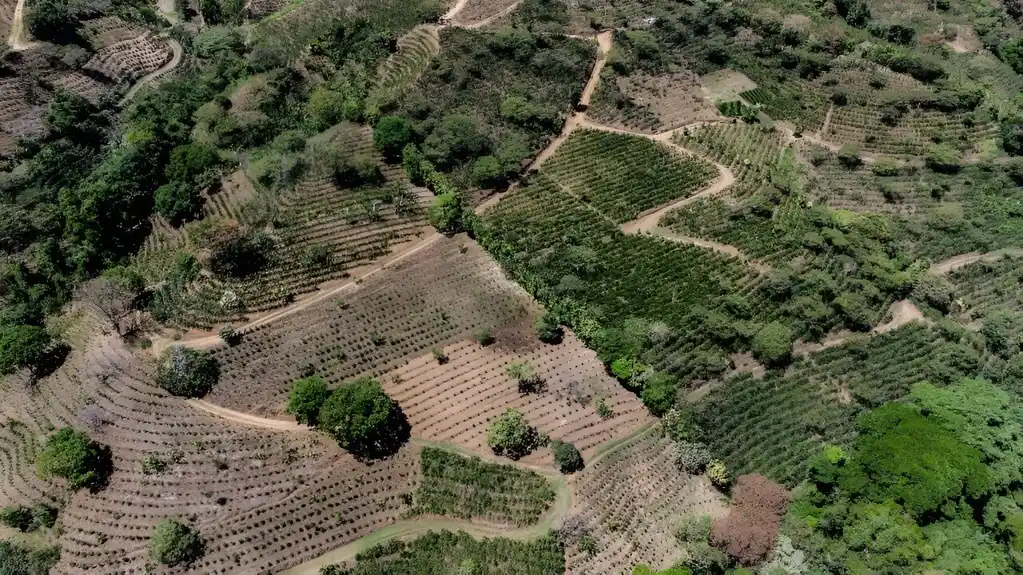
{"left": 317, "top": 377, "right": 409, "bottom": 458}
{"left": 487, "top": 408, "right": 540, "bottom": 460}
{"left": 156, "top": 347, "right": 220, "bottom": 398}
{"left": 286, "top": 376, "right": 331, "bottom": 426}
{"left": 150, "top": 518, "right": 204, "bottom": 566}
{"left": 36, "top": 428, "right": 111, "bottom": 490}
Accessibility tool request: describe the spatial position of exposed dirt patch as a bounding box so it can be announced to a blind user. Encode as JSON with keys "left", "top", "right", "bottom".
{"left": 699, "top": 69, "right": 757, "bottom": 103}
{"left": 591, "top": 68, "right": 720, "bottom": 134}
{"left": 930, "top": 249, "right": 1023, "bottom": 275}
{"left": 948, "top": 25, "right": 981, "bottom": 53}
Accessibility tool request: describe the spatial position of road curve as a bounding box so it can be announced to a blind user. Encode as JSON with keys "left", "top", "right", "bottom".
{"left": 119, "top": 37, "right": 183, "bottom": 105}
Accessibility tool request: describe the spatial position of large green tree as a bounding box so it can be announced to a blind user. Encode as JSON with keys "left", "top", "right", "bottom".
{"left": 36, "top": 428, "right": 111, "bottom": 490}
{"left": 317, "top": 378, "right": 409, "bottom": 458}
{"left": 150, "top": 518, "right": 204, "bottom": 566}
{"left": 286, "top": 376, "right": 331, "bottom": 426}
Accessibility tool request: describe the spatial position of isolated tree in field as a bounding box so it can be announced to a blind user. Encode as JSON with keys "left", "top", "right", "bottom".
{"left": 551, "top": 440, "right": 583, "bottom": 473}
{"left": 487, "top": 408, "right": 540, "bottom": 459}
{"left": 318, "top": 377, "right": 409, "bottom": 459}
{"left": 373, "top": 116, "right": 414, "bottom": 161}
{"left": 286, "top": 376, "right": 330, "bottom": 426}
{"left": 0, "top": 325, "right": 51, "bottom": 375}
{"left": 924, "top": 143, "right": 962, "bottom": 173}
{"left": 150, "top": 518, "right": 204, "bottom": 566}
{"left": 751, "top": 322, "right": 793, "bottom": 367}
{"left": 78, "top": 266, "right": 144, "bottom": 335}
{"left": 156, "top": 347, "right": 220, "bottom": 398}
{"left": 534, "top": 312, "right": 563, "bottom": 344}
{"left": 36, "top": 428, "right": 111, "bottom": 490}
{"left": 710, "top": 474, "right": 790, "bottom": 565}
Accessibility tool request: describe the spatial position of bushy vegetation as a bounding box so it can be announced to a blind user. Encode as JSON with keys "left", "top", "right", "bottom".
{"left": 317, "top": 377, "right": 410, "bottom": 459}
{"left": 0, "top": 541, "right": 60, "bottom": 575}
{"left": 150, "top": 518, "right": 204, "bottom": 566}
{"left": 413, "top": 448, "right": 556, "bottom": 525}
{"left": 550, "top": 440, "right": 583, "bottom": 473}
{"left": 36, "top": 428, "right": 111, "bottom": 490}
{"left": 783, "top": 378, "right": 1021, "bottom": 572}
{"left": 487, "top": 409, "right": 541, "bottom": 460}
{"left": 156, "top": 347, "right": 220, "bottom": 398}
{"left": 285, "top": 376, "right": 330, "bottom": 425}
{"left": 328, "top": 530, "right": 565, "bottom": 574}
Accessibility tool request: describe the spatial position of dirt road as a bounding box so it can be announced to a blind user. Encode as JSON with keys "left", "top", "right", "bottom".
{"left": 119, "top": 38, "right": 183, "bottom": 105}
{"left": 929, "top": 248, "right": 1023, "bottom": 275}
{"left": 8, "top": 0, "right": 35, "bottom": 51}
{"left": 187, "top": 399, "right": 310, "bottom": 431}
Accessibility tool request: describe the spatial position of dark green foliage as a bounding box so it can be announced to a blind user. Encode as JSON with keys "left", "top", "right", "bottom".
{"left": 373, "top": 116, "right": 414, "bottom": 161}
{"left": 36, "top": 428, "right": 111, "bottom": 490}
{"left": 0, "top": 541, "right": 60, "bottom": 575}
{"left": 486, "top": 408, "right": 540, "bottom": 460}
{"left": 286, "top": 376, "right": 331, "bottom": 425}
{"left": 208, "top": 230, "right": 274, "bottom": 278}
{"left": 0, "top": 325, "right": 51, "bottom": 375}
{"left": 0, "top": 504, "right": 56, "bottom": 533}
{"left": 925, "top": 143, "right": 962, "bottom": 173}
{"left": 864, "top": 44, "right": 946, "bottom": 83}
{"left": 150, "top": 518, "right": 204, "bottom": 566}
{"left": 25, "top": 0, "right": 78, "bottom": 43}
{"left": 533, "top": 312, "right": 563, "bottom": 344}
{"left": 1001, "top": 116, "right": 1023, "bottom": 156}
{"left": 337, "top": 530, "right": 565, "bottom": 574}
{"left": 550, "top": 440, "right": 583, "bottom": 473}
{"left": 413, "top": 447, "right": 556, "bottom": 525}
{"left": 317, "top": 377, "right": 409, "bottom": 459}
{"left": 156, "top": 347, "right": 220, "bottom": 398}
{"left": 155, "top": 182, "right": 203, "bottom": 225}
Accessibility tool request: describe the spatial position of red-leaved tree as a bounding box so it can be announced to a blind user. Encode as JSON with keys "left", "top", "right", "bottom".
{"left": 710, "top": 474, "right": 790, "bottom": 565}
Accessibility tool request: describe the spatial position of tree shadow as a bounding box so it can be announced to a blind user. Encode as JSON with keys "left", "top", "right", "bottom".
{"left": 349, "top": 406, "right": 412, "bottom": 463}
{"left": 29, "top": 342, "right": 71, "bottom": 381}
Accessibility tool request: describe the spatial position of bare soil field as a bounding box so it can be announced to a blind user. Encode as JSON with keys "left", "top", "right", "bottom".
{"left": 698, "top": 69, "right": 758, "bottom": 103}
{"left": 453, "top": 0, "right": 522, "bottom": 27}
{"left": 591, "top": 69, "right": 720, "bottom": 134}
{"left": 566, "top": 426, "right": 727, "bottom": 574}
{"left": 0, "top": 321, "right": 433, "bottom": 574}
{"left": 382, "top": 327, "right": 654, "bottom": 466}
{"left": 205, "top": 235, "right": 535, "bottom": 417}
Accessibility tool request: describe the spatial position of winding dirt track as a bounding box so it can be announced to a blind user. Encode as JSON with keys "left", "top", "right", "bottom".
{"left": 119, "top": 37, "right": 184, "bottom": 105}
{"left": 929, "top": 248, "right": 1023, "bottom": 275}
{"left": 7, "top": 0, "right": 35, "bottom": 51}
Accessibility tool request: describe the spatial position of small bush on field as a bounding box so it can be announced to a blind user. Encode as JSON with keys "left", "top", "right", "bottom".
{"left": 534, "top": 312, "right": 563, "bottom": 344}
{"left": 487, "top": 408, "right": 540, "bottom": 459}
{"left": 36, "top": 428, "right": 111, "bottom": 490}
{"left": 871, "top": 158, "right": 899, "bottom": 177}
{"left": 475, "top": 327, "right": 494, "bottom": 346}
{"left": 318, "top": 377, "right": 409, "bottom": 459}
{"left": 218, "top": 325, "right": 238, "bottom": 345}
{"left": 662, "top": 406, "right": 702, "bottom": 443}
{"left": 707, "top": 459, "right": 731, "bottom": 490}
{"left": 924, "top": 143, "right": 962, "bottom": 173}
{"left": 641, "top": 372, "right": 677, "bottom": 416}
{"left": 432, "top": 347, "right": 448, "bottom": 364}
{"left": 286, "top": 376, "right": 331, "bottom": 426}
{"left": 596, "top": 398, "right": 613, "bottom": 419}
{"left": 156, "top": 347, "right": 220, "bottom": 398}
{"left": 551, "top": 440, "right": 583, "bottom": 473}
{"left": 428, "top": 192, "right": 465, "bottom": 234}
{"left": 151, "top": 518, "right": 204, "bottom": 566}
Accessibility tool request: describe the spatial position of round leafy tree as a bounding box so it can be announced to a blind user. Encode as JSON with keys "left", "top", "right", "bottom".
{"left": 36, "top": 428, "right": 111, "bottom": 490}
{"left": 156, "top": 347, "right": 220, "bottom": 398}
{"left": 551, "top": 440, "right": 583, "bottom": 473}
{"left": 286, "top": 376, "right": 331, "bottom": 426}
{"left": 487, "top": 408, "right": 540, "bottom": 460}
{"left": 150, "top": 518, "right": 203, "bottom": 566}
{"left": 751, "top": 322, "right": 794, "bottom": 367}
{"left": 534, "top": 312, "right": 563, "bottom": 344}
{"left": 318, "top": 377, "right": 408, "bottom": 458}
{"left": 0, "top": 325, "right": 51, "bottom": 375}
{"left": 373, "top": 116, "right": 414, "bottom": 161}
{"left": 428, "top": 192, "right": 464, "bottom": 234}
